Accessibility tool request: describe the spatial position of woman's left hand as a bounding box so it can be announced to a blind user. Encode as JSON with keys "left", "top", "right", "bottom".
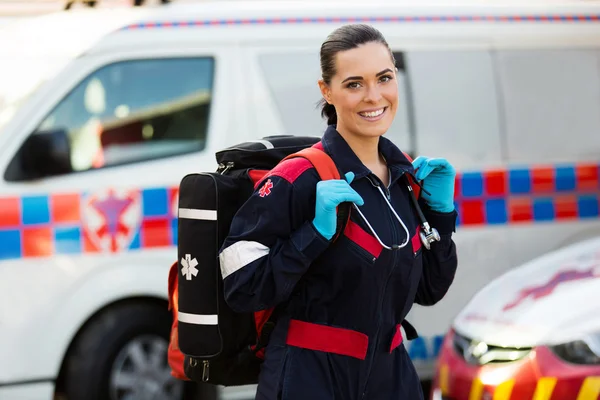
{"left": 412, "top": 157, "right": 456, "bottom": 213}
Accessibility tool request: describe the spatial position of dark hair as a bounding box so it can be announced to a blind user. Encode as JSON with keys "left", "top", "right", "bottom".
{"left": 319, "top": 24, "right": 396, "bottom": 126}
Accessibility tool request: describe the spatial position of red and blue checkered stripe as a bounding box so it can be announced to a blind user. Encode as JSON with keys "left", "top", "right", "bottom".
{"left": 454, "top": 162, "right": 600, "bottom": 226}
{"left": 0, "top": 162, "right": 598, "bottom": 260}
{"left": 121, "top": 14, "right": 600, "bottom": 30}
{"left": 0, "top": 187, "right": 179, "bottom": 260}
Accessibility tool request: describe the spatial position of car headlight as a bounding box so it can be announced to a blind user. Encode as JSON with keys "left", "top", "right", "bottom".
{"left": 550, "top": 333, "right": 600, "bottom": 365}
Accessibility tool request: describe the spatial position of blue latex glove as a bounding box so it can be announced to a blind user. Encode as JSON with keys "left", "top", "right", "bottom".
{"left": 313, "top": 172, "right": 364, "bottom": 240}
{"left": 412, "top": 157, "right": 456, "bottom": 213}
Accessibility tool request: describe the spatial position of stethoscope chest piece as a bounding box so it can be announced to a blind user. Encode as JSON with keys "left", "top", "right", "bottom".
{"left": 419, "top": 222, "right": 440, "bottom": 250}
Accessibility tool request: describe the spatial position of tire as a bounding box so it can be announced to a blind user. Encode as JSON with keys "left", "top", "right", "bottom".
{"left": 63, "top": 302, "right": 217, "bottom": 400}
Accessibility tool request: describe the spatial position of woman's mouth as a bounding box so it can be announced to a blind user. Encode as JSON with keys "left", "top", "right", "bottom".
{"left": 358, "top": 107, "right": 387, "bottom": 121}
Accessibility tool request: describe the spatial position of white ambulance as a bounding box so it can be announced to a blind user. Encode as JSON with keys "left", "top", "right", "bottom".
{"left": 1, "top": 1, "right": 600, "bottom": 399}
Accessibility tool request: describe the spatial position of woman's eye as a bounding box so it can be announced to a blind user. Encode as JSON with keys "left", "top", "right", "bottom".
{"left": 380, "top": 75, "right": 393, "bottom": 83}
{"left": 346, "top": 82, "right": 361, "bottom": 89}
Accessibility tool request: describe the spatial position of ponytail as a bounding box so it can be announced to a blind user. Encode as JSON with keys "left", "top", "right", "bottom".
{"left": 319, "top": 99, "right": 337, "bottom": 126}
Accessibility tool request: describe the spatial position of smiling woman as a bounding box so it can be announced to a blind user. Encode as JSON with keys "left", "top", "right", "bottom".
{"left": 218, "top": 23, "right": 459, "bottom": 400}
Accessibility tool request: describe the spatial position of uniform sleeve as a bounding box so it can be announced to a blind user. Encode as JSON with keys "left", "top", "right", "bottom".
{"left": 414, "top": 202, "right": 458, "bottom": 306}
{"left": 218, "top": 170, "right": 330, "bottom": 313}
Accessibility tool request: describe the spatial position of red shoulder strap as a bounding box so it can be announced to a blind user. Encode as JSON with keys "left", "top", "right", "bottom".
{"left": 281, "top": 145, "right": 340, "bottom": 181}
{"left": 281, "top": 142, "right": 348, "bottom": 243}
{"left": 401, "top": 151, "right": 421, "bottom": 199}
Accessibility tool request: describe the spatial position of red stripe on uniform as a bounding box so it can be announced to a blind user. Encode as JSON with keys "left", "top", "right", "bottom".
{"left": 344, "top": 220, "right": 382, "bottom": 258}
{"left": 268, "top": 158, "right": 313, "bottom": 184}
{"left": 286, "top": 319, "right": 368, "bottom": 360}
{"left": 412, "top": 226, "right": 421, "bottom": 254}
{"left": 389, "top": 324, "right": 404, "bottom": 353}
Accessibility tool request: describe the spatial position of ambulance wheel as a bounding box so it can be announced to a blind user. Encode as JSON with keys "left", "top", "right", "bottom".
{"left": 62, "top": 301, "right": 204, "bottom": 400}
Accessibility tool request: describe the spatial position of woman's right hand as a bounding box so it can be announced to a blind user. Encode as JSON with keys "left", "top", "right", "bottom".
{"left": 312, "top": 171, "right": 364, "bottom": 240}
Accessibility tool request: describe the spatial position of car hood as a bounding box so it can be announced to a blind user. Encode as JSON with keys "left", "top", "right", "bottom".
{"left": 453, "top": 237, "right": 600, "bottom": 348}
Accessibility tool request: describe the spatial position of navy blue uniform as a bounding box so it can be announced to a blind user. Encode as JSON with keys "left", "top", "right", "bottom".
{"left": 219, "top": 126, "right": 458, "bottom": 399}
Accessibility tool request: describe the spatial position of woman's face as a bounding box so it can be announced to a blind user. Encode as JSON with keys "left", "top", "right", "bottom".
{"left": 319, "top": 41, "right": 398, "bottom": 140}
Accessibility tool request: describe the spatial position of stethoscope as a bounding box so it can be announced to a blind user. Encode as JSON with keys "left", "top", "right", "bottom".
{"left": 350, "top": 174, "right": 441, "bottom": 251}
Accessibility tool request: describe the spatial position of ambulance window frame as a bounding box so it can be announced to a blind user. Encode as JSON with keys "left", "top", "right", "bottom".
{"left": 5, "top": 56, "right": 216, "bottom": 182}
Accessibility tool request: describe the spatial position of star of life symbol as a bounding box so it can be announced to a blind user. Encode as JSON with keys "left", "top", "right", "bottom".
{"left": 181, "top": 254, "right": 199, "bottom": 280}
{"left": 259, "top": 179, "right": 273, "bottom": 197}
{"left": 83, "top": 188, "right": 141, "bottom": 253}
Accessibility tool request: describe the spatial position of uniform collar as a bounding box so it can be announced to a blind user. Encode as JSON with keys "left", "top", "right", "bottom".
{"left": 321, "top": 125, "right": 415, "bottom": 182}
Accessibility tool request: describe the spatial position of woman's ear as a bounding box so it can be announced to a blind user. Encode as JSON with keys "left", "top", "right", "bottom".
{"left": 318, "top": 79, "right": 331, "bottom": 104}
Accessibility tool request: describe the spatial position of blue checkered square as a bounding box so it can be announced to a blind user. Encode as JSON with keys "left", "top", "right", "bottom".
{"left": 555, "top": 166, "right": 576, "bottom": 192}
{"left": 509, "top": 169, "right": 531, "bottom": 194}
{"left": 22, "top": 196, "right": 50, "bottom": 225}
{"left": 533, "top": 198, "right": 554, "bottom": 221}
{"left": 0, "top": 230, "right": 21, "bottom": 260}
{"left": 142, "top": 188, "right": 168, "bottom": 217}
{"left": 485, "top": 199, "right": 507, "bottom": 224}
{"left": 461, "top": 172, "right": 483, "bottom": 197}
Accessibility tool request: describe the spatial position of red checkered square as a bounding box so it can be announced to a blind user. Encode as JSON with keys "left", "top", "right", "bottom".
{"left": 0, "top": 197, "right": 20, "bottom": 227}
{"left": 531, "top": 166, "right": 555, "bottom": 193}
{"left": 484, "top": 170, "right": 507, "bottom": 196}
{"left": 169, "top": 186, "right": 179, "bottom": 218}
{"left": 575, "top": 163, "right": 599, "bottom": 191}
{"left": 22, "top": 227, "right": 53, "bottom": 257}
{"left": 459, "top": 200, "right": 485, "bottom": 225}
{"left": 509, "top": 198, "right": 533, "bottom": 222}
{"left": 142, "top": 219, "right": 170, "bottom": 248}
{"left": 555, "top": 196, "right": 578, "bottom": 220}
{"left": 454, "top": 175, "right": 461, "bottom": 199}
{"left": 51, "top": 193, "right": 80, "bottom": 223}
{"left": 83, "top": 230, "right": 100, "bottom": 253}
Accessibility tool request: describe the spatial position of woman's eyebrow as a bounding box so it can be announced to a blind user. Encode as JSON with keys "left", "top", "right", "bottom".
{"left": 341, "top": 68, "right": 394, "bottom": 84}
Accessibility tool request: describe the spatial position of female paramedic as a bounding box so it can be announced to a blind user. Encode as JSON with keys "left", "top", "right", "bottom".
{"left": 218, "top": 24, "right": 458, "bottom": 400}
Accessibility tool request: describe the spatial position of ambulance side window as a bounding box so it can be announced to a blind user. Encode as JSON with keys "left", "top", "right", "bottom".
{"left": 495, "top": 49, "right": 600, "bottom": 163}
{"left": 8, "top": 57, "right": 214, "bottom": 180}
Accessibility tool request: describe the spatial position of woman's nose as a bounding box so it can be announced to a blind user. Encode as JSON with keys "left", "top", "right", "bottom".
{"left": 364, "top": 85, "right": 382, "bottom": 103}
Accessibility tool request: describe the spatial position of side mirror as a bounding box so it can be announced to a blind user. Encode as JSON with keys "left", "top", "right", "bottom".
{"left": 21, "top": 129, "right": 73, "bottom": 178}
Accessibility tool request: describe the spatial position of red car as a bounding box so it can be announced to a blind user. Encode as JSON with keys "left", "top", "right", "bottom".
{"left": 431, "top": 238, "right": 600, "bottom": 400}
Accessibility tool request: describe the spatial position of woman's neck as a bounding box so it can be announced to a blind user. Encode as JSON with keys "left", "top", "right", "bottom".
{"left": 337, "top": 127, "right": 382, "bottom": 168}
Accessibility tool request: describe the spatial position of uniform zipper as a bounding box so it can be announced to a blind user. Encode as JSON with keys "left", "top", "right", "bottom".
{"left": 360, "top": 173, "right": 400, "bottom": 399}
